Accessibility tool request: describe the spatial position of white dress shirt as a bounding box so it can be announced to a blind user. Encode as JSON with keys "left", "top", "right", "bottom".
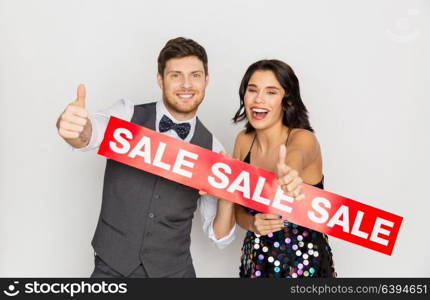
{"left": 73, "top": 99, "right": 236, "bottom": 249}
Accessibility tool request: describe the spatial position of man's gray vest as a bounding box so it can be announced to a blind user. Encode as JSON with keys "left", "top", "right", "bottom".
{"left": 91, "top": 102, "right": 213, "bottom": 277}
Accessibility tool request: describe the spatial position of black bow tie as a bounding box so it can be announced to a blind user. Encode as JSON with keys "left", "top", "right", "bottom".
{"left": 159, "top": 115, "right": 191, "bottom": 140}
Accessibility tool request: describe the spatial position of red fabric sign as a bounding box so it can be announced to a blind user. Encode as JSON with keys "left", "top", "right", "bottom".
{"left": 98, "top": 116, "right": 403, "bottom": 255}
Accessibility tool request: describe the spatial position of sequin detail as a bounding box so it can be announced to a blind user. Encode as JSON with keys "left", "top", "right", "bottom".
{"left": 239, "top": 220, "right": 336, "bottom": 278}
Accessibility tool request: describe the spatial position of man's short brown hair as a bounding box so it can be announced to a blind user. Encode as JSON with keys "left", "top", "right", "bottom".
{"left": 157, "top": 37, "right": 208, "bottom": 76}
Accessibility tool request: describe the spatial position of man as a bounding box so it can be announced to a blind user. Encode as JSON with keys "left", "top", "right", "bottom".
{"left": 56, "top": 37, "right": 236, "bottom": 278}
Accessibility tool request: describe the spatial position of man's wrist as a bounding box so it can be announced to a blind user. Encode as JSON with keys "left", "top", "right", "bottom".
{"left": 75, "top": 118, "right": 92, "bottom": 148}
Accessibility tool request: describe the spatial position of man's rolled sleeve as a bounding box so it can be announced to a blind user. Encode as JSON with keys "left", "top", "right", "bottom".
{"left": 200, "top": 194, "right": 236, "bottom": 249}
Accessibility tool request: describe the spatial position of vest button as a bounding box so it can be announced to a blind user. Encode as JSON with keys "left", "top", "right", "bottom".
{"left": 148, "top": 212, "right": 155, "bottom": 218}
{"left": 154, "top": 194, "right": 160, "bottom": 199}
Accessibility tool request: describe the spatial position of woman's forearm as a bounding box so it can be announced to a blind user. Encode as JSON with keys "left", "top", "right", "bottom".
{"left": 235, "top": 204, "right": 254, "bottom": 232}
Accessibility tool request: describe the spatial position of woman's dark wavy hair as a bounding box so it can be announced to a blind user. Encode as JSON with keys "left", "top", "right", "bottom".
{"left": 233, "top": 59, "right": 313, "bottom": 133}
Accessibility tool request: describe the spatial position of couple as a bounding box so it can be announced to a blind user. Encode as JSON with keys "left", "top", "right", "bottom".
{"left": 56, "top": 37, "right": 336, "bottom": 278}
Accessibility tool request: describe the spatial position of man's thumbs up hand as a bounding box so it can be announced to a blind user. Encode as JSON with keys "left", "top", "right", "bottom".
{"left": 57, "top": 84, "right": 91, "bottom": 144}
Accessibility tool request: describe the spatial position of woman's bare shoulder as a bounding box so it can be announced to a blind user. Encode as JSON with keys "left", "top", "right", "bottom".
{"left": 289, "top": 128, "right": 319, "bottom": 146}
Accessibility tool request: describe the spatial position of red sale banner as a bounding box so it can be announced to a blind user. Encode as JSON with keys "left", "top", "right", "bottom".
{"left": 98, "top": 116, "right": 403, "bottom": 255}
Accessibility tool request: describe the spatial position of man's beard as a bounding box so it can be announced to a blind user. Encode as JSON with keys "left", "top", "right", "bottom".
{"left": 162, "top": 92, "right": 203, "bottom": 115}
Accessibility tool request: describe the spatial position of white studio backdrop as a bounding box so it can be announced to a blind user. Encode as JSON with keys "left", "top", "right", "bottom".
{"left": 0, "top": 0, "right": 429, "bottom": 277}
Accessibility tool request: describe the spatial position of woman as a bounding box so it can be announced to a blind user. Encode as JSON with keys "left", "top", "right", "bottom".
{"left": 232, "top": 59, "right": 336, "bottom": 278}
